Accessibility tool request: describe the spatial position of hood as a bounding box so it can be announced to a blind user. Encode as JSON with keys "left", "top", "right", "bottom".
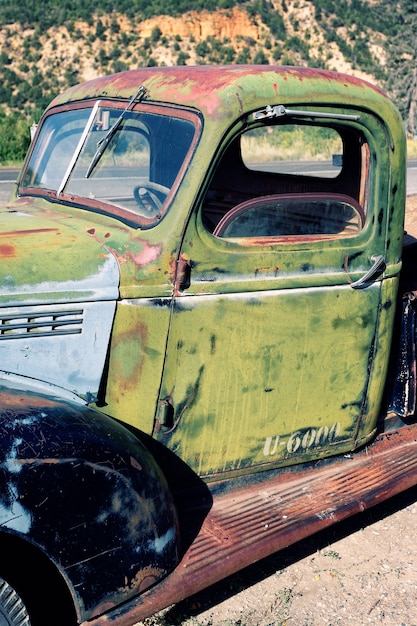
{"left": 0, "top": 199, "right": 119, "bottom": 307}
{"left": 0, "top": 199, "right": 119, "bottom": 400}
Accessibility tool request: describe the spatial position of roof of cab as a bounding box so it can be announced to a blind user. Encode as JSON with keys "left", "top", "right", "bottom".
{"left": 49, "top": 65, "right": 401, "bottom": 130}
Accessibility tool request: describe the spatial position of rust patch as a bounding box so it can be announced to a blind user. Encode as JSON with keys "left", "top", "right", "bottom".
{"left": 88, "top": 567, "right": 165, "bottom": 619}
{"left": 89, "top": 602, "right": 116, "bottom": 619}
{"left": 0, "top": 228, "right": 59, "bottom": 236}
{"left": 0, "top": 391, "right": 60, "bottom": 409}
{"left": 125, "top": 241, "right": 162, "bottom": 268}
{"left": 254, "top": 266, "right": 280, "bottom": 277}
{"left": 130, "top": 456, "right": 143, "bottom": 472}
{"left": 131, "top": 566, "right": 167, "bottom": 593}
{"left": 0, "top": 244, "right": 15, "bottom": 257}
{"left": 171, "top": 254, "right": 191, "bottom": 295}
{"left": 11, "top": 457, "right": 61, "bottom": 466}
{"left": 109, "top": 321, "right": 148, "bottom": 394}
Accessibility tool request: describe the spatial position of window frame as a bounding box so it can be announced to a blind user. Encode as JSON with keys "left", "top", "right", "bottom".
{"left": 212, "top": 192, "right": 365, "bottom": 243}
{"left": 19, "top": 100, "right": 202, "bottom": 229}
{"left": 201, "top": 113, "right": 371, "bottom": 246}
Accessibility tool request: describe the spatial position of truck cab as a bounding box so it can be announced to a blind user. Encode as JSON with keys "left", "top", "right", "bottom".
{"left": 0, "top": 66, "right": 408, "bottom": 625}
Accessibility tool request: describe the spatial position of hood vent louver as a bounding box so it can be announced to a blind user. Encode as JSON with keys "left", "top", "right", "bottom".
{"left": 0, "top": 309, "right": 83, "bottom": 340}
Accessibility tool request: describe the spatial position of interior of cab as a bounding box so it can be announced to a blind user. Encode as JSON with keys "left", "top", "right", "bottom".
{"left": 202, "top": 122, "right": 369, "bottom": 240}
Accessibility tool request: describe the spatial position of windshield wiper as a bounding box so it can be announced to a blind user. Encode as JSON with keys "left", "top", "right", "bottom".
{"left": 85, "top": 84, "right": 149, "bottom": 178}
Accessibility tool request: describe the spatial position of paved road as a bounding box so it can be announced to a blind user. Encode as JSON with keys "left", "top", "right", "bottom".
{"left": 0, "top": 167, "right": 18, "bottom": 202}
{"left": 407, "top": 158, "right": 417, "bottom": 194}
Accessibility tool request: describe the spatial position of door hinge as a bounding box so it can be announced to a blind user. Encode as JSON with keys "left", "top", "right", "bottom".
{"left": 173, "top": 254, "right": 191, "bottom": 295}
{"left": 155, "top": 398, "right": 175, "bottom": 433}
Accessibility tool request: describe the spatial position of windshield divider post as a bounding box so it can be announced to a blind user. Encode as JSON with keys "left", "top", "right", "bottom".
{"left": 57, "top": 100, "right": 101, "bottom": 196}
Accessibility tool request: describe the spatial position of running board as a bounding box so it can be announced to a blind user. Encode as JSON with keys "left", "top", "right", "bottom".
{"left": 85, "top": 423, "right": 417, "bottom": 625}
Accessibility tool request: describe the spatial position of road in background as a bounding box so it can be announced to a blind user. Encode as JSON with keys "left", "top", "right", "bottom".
{"left": 0, "top": 160, "right": 416, "bottom": 203}
{"left": 407, "top": 158, "right": 417, "bottom": 194}
{"left": 0, "top": 167, "right": 18, "bottom": 203}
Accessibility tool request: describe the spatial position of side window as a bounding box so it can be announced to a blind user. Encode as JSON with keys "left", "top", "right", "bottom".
{"left": 202, "top": 122, "right": 368, "bottom": 241}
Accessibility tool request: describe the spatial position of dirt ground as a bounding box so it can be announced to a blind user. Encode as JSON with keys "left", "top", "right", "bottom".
{"left": 139, "top": 486, "right": 417, "bottom": 626}
{"left": 138, "top": 195, "right": 417, "bottom": 626}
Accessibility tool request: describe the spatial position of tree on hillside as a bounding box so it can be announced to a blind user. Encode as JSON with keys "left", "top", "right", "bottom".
{"left": 384, "top": 0, "right": 417, "bottom": 137}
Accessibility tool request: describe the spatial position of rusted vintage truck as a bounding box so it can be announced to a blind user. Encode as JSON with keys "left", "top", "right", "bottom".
{"left": 1, "top": 65, "right": 417, "bottom": 625}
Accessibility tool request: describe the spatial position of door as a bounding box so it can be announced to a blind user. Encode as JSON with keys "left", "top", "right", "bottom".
{"left": 154, "top": 112, "right": 397, "bottom": 479}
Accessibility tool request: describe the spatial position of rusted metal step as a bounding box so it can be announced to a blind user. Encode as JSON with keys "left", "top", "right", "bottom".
{"left": 85, "top": 423, "right": 417, "bottom": 625}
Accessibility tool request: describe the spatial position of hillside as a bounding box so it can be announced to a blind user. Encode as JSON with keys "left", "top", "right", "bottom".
{"left": 0, "top": 0, "right": 411, "bottom": 162}
{"left": 0, "top": 0, "right": 387, "bottom": 103}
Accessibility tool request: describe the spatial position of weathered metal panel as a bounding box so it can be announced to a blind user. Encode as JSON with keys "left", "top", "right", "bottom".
{"left": 156, "top": 280, "right": 396, "bottom": 478}
{"left": 101, "top": 297, "right": 172, "bottom": 432}
{"left": 49, "top": 66, "right": 403, "bottom": 135}
{"left": 0, "top": 301, "right": 116, "bottom": 400}
{"left": 0, "top": 199, "right": 120, "bottom": 304}
{"left": 0, "top": 376, "right": 179, "bottom": 622}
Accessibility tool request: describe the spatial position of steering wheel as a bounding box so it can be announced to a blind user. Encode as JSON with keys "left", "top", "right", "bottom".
{"left": 133, "top": 182, "right": 169, "bottom": 215}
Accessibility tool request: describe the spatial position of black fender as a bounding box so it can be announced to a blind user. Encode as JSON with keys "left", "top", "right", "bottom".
{"left": 0, "top": 374, "right": 179, "bottom": 622}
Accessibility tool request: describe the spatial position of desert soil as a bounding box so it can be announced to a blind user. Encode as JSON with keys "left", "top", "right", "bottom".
{"left": 139, "top": 195, "right": 417, "bottom": 626}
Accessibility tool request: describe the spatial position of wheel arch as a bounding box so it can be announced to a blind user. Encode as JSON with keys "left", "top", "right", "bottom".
{"left": 0, "top": 531, "right": 77, "bottom": 626}
{"left": 0, "top": 376, "right": 180, "bottom": 622}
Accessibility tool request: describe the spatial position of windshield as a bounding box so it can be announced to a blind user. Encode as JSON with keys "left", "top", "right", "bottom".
{"left": 20, "top": 102, "right": 199, "bottom": 227}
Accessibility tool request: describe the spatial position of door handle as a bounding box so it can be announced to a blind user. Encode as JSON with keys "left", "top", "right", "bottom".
{"left": 350, "top": 255, "right": 386, "bottom": 289}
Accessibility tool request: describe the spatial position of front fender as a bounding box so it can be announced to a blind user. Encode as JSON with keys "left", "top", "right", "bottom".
{"left": 0, "top": 375, "right": 179, "bottom": 622}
